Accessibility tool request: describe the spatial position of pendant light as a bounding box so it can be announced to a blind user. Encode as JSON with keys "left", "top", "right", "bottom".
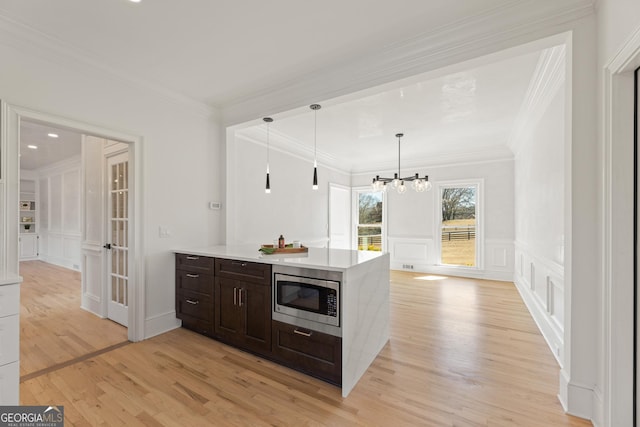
{"left": 371, "top": 133, "right": 432, "bottom": 194}
{"left": 264, "top": 117, "right": 273, "bottom": 194}
{"left": 310, "top": 104, "right": 321, "bottom": 190}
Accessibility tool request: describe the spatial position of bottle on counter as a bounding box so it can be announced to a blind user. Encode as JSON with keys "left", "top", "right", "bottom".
{"left": 278, "top": 235, "right": 285, "bottom": 248}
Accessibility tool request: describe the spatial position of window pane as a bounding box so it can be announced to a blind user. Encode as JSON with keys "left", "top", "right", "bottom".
{"left": 358, "top": 192, "right": 383, "bottom": 225}
{"left": 441, "top": 186, "right": 476, "bottom": 266}
{"left": 358, "top": 226, "right": 382, "bottom": 251}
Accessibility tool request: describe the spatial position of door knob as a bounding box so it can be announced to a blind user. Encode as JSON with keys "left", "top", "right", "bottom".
{"left": 103, "top": 243, "right": 112, "bottom": 250}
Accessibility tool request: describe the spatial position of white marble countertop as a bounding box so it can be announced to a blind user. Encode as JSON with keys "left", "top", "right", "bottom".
{"left": 173, "top": 244, "right": 387, "bottom": 272}
{"left": 0, "top": 272, "right": 22, "bottom": 286}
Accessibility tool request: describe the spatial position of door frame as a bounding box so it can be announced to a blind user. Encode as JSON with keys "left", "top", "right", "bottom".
{"left": 328, "top": 182, "right": 352, "bottom": 249}
{"left": 603, "top": 25, "right": 640, "bottom": 427}
{"left": 2, "top": 103, "right": 145, "bottom": 342}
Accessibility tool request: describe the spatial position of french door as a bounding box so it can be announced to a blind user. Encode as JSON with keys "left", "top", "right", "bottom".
{"left": 107, "top": 151, "right": 129, "bottom": 326}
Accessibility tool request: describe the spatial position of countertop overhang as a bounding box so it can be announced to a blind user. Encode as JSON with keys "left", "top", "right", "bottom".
{"left": 172, "top": 245, "right": 387, "bottom": 272}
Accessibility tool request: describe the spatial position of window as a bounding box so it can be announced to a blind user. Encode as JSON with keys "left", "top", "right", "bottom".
{"left": 354, "top": 190, "right": 384, "bottom": 251}
{"left": 438, "top": 183, "right": 480, "bottom": 267}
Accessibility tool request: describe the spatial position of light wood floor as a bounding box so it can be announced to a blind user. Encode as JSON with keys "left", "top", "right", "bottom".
{"left": 20, "top": 270, "right": 592, "bottom": 426}
{"left": 19, "top": 260, "right": 128, "bottom": 379}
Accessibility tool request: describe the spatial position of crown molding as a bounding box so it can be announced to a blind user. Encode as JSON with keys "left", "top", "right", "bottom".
{"left": 508, "top": 44, "right": 566, "bottom": 156}
{"left": 234, "top": 127, "right": 352, "bottom": 175}
{"left": 350, "top": 148, "right": 514, "bottom": 176}
{"left": 222, "top": 0, "right": 594, "bottom": 126}
{"left": 235, "top": 126, "right": 514, "bottom": 176}
{"left": 0, "top": 12, "right": 219, "bottom": 121}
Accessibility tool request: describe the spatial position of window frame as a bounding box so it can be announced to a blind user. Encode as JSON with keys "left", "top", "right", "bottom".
{"left": 352, "top": 186, "right": 387, "bottom": 252}
{"left": 435, "top": 179, "right": 484, "bottom": 269}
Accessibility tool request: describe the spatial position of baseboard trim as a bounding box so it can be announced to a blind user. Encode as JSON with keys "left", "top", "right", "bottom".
{"left": 391, "top": 262, "right": 513, "bottom": 282}
{"left": 558, "top": 368, "right": 595, "bottom": 421}
{"left": 514, "top": 275, "right": 564, "bottom": 365}
{"left": 145, "top": 311, "right": 181, "bottom": 339}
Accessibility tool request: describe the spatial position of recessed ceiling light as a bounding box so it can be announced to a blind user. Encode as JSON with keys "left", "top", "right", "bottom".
{"left": 27, "top": 145, "right": 38, "bottom": 150}
{"left": 47, "top": 133, "right": 58, "bottom": 138}
{"left": 129, "top": 0, "right": 141, "bottom": 3}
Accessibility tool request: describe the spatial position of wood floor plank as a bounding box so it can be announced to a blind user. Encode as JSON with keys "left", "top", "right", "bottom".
{"left": 19, "top": 261, "right": 128, "bottom": 378}
{"left": 20, "top": 270, "right": 592, "bottom": 426}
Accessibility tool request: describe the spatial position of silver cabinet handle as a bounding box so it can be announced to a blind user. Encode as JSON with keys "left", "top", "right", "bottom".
{"left": 293, "top": 329, "right": 312, "bottom": 337}
{"left": 233, "top": 287, "right": 237, "bottom": 306}
{"left": 186, "top": 256, "right": 199, "bottom": 260}
{"left": 231, "top": 261, "right": 248, "bottom": 267}
{"left": 186, "top": 273, "right": 199, "bottom": 278}
{"left": 186, "top": 299, "right": 199, "bottom": 305}
{"left": 238, "top": 288, "right": 243, "bottom": 307}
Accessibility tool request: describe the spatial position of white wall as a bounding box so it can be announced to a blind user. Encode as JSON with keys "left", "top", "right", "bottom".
{"left": 0, "top": 39, "right": 222, "bottom": 339}
{"left": 36, "top": 157, "right": 82, "bottom": 271}
{"left": 227, "top": 134, "right": 350, "bottom": 247}
{"left": 513, "top": 85, "right": 566, "bottom": 367}
{"left": 352, "top": 159, "right": 515, "bottom": 281}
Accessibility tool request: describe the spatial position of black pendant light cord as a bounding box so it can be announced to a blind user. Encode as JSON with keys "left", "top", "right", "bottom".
{"left": 310, "top": 104, "right": 321, "bottom": 189}
{"left": 398, "top": 134, "right": 401, "bottom": 178}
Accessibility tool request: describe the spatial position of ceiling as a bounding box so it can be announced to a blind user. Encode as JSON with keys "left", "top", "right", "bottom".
{"left": 0, "top": 0, "right": 557, "bottom": 108}
{"left": 236, "top": 48, "right": 545, "bottom": 173}
{"left": 1, "top": 1, "right": 575, "bottom": 172}
{"left": 20, "top": 120, "right": 81, "bottom": 171}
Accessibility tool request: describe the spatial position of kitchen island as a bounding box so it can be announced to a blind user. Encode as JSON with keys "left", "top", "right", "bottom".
{"left": 173, "top": 245, "right": 390, "bottom": 397}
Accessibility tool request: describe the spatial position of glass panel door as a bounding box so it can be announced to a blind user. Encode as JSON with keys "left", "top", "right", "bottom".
{"left": 107, "top": 151, "right": 129, "bottom": 326}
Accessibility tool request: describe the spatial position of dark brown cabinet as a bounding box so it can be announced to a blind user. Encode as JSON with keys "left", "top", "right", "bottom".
{"left": 271, "top": 320, "right": 342, "bottom": 385}
{"left": 214, "top": 258, "right": 272, "bottom": 356}
{"left": 175, "top": 254, "right": 215, "bottom": 337}
{"left": 175, "top": 254, "right": 342, "bottom": 386}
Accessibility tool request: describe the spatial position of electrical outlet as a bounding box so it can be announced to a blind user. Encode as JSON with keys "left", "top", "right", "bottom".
{"left": 159, "top": 226, "right": 171, "bottom": 238}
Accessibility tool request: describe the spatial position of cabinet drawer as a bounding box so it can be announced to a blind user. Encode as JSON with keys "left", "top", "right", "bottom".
{"left": 176, "top": 290, "right": 213, "bottom": 323}
{"left": 0, "top": 315, "right": 19, "bottom": 366}
{"left": 272, "top": 320, "right": 342, "bottom": 385}
{"left": 0, "top": 285, "right": 20, "bottom": 318}
{"left": 215, "top": 258, "right": 271, "bottom": 285}
{"left": 176, "top": 270, "right": 214, "bottom": 296}
{"left": 176, "top": 253, "right": 215, "bottom": 274}
{"left": 0, "top": 361, "right": 19, "bottom": 405}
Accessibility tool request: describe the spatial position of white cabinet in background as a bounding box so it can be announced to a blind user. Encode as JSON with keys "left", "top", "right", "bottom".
{"left": 19, "top": 234, "right": 38, "bottom": 260}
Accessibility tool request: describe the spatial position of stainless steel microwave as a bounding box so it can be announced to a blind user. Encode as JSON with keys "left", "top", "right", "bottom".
{"left": 273, "top": 270, "right": 340, "bottom": 335}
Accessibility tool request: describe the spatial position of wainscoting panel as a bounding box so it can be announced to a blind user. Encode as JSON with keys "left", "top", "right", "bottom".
{"left": 81, "top": 245, "right": 103, "bottom": 316}
{"left": 485, "top": 239, "right": 515, "bottom": 279}
{"left": 387, "top": 237, "right": 431, "bottom": 272}
{"left": 513, "top": 241, "right": 564, "bottom": 366}
{"left": 388, "top": 236, "right": 514, "bottom": 281}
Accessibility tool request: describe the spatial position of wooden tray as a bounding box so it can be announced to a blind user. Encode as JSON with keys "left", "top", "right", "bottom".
{"left": 259, "top": 245, "right": 308, "bottom": 254}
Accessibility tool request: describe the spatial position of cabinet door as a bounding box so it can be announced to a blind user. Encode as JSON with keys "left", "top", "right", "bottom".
{"left": 214, "top": 277, "right": 242, "bottom": 343}
{"left": 240, "top": 281, "right": 272, "bottom": 355}
{"left": 19, "top": 234, "right": 38, "bottom": 259}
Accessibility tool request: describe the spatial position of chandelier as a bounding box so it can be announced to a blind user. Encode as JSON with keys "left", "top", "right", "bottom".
{"left": 371, "top": 133, "right": 432, "bottom": 194}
